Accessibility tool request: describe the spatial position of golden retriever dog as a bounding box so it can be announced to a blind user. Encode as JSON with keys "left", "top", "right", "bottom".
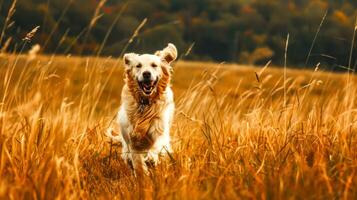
{"left": 106, "top": 43, "right": 177, "bottom": 175}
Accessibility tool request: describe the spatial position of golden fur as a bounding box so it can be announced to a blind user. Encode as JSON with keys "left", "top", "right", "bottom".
{"left": 123, "top": 62, "right": 171, "bottom": 150}
{"left": 106, "top": 43, "right": 177, "bottom": 175}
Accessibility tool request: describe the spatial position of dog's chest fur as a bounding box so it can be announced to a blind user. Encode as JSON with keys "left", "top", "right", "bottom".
{"left": 120, "top": 83, "right": 171, "bottom": 151}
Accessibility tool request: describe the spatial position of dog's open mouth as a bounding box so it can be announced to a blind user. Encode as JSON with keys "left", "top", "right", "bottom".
{"left": 138, "top": 79, "right": 158, "bottom": 96}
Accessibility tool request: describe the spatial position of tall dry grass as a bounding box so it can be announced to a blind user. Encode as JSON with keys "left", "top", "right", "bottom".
{"left": 0, "top": 1, "right": 356, "bottom": 199}
{"left": 0, "top": 53, "right": 356, "bottom": 199}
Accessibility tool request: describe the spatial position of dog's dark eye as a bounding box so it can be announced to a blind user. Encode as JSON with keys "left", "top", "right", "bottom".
{"left": 136, "top": 63, "right": 142, "bottom": 68}
{"left": 151, "top": 63, "right": 157, "bottom": 68}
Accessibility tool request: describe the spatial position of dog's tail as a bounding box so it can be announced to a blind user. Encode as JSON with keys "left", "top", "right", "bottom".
{"left": 105, "top": 123, "right": 122, "bottom": 142}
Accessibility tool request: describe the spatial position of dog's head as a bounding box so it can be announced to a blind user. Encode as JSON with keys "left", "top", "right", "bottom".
{"left": 124, "top": 43, "right": 177, "bottom": 96}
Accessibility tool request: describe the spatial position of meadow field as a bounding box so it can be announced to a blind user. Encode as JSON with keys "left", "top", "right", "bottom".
{"left": 0, "top": 53, "right": 356, "bottom": 199}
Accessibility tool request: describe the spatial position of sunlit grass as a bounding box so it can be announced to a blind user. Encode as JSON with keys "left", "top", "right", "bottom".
{"left": 0, "top": 53, "right": 356, "bottom": 199}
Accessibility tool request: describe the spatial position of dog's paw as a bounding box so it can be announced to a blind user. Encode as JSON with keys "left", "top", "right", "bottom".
{"left": 144, "top": 152, "right": 159, "bottom": 168}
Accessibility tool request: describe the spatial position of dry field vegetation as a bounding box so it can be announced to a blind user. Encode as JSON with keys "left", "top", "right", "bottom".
{"left": 0, "top": 52, "right": 356, "bottom": 199}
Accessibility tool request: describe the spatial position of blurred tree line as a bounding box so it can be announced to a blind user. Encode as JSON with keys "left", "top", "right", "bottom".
{"left": 1, "top": 0, "right": 357, "bottom": 70}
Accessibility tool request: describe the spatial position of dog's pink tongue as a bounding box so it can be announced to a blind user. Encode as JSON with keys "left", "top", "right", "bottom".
{"left": 143, "top": 83, "right": 151, "bottom": 91}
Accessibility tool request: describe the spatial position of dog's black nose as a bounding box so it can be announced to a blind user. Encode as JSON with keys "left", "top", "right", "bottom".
{"left": 143, "top": 71, "right": 151, "bottom": 80}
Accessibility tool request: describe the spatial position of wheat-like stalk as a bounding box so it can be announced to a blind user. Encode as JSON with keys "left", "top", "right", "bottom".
{"left": 0, "top": 0, "right": 16, "bottom": 46}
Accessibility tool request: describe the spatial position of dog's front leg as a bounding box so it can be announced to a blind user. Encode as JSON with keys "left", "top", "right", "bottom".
{"left": 144, "top": 134, "right": 171, "bottom": 167}
{"left": 144, "top": 121, "right": 173, "bottom": 167}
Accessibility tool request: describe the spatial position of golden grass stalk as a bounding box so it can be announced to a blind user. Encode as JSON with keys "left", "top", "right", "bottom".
{"left": 0, "top": 56, "right": 356, "bottom": 198}
{"left": 0, "top": 0, "right": 16, "bottom": 46}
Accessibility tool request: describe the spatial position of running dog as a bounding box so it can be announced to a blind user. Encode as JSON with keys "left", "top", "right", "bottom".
{"left": 107, "top": 43, "right": 177, "bottom": 175}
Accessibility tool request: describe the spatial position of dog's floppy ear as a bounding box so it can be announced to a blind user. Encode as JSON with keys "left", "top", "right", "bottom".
{"left": 156, "top": 43, "right": 177, "bottom": 64}
{"left": 123, "top": 53, "right": 137, "bottom": 68}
